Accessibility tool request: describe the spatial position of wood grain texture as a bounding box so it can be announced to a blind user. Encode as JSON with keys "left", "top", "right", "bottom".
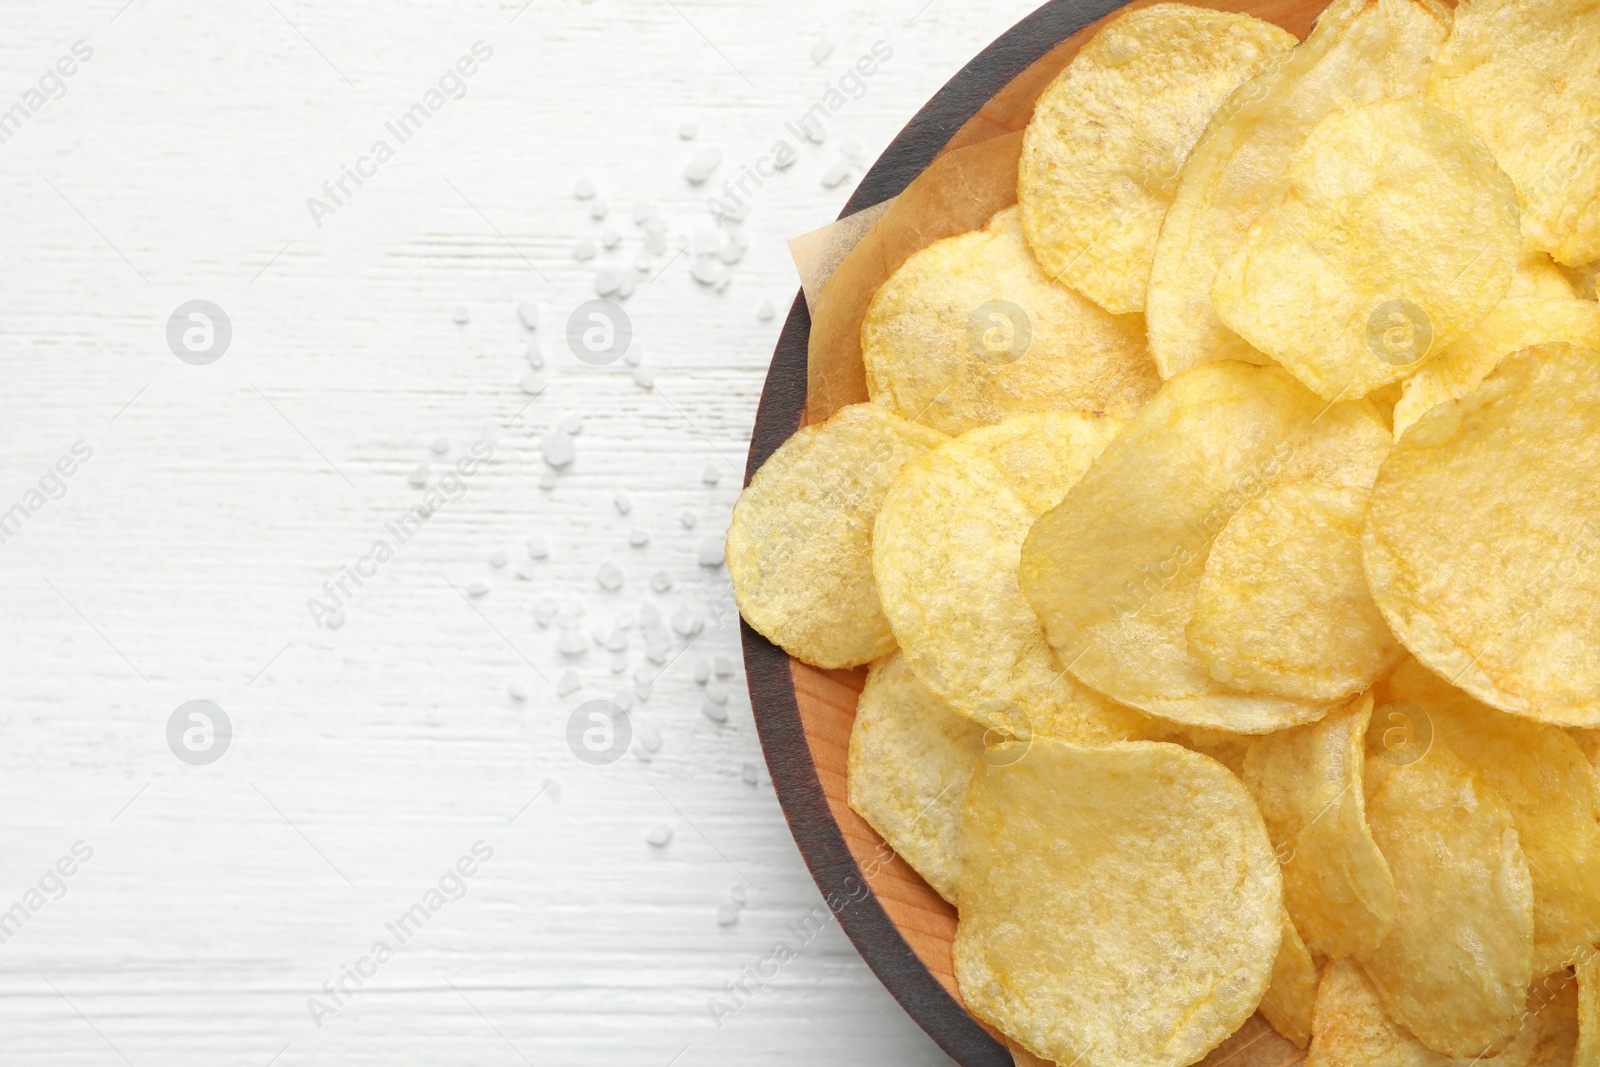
{"left": 747, "top": 0, "right": 1334, "bottom": 1062}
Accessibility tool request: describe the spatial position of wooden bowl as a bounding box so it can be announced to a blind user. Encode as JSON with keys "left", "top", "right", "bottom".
{"left": 742, "top": 0, "right": 1327, "bottom": 1063}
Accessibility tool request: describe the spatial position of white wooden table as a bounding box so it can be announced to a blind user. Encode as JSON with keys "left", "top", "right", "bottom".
{"left": 0, "top": 0, "right": 1049, "bottom": 1063}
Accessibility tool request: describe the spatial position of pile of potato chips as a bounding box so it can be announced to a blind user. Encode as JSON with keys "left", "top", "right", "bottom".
{"left": 728, "top": 0, "right": 1600, "bottom": 1063}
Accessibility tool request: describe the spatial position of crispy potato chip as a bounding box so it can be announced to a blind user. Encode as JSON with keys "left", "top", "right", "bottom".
{"left": 1262, "top": 913, "right": 1319, "bottom": 1048}
{"left": 1570, "top": 727, "right": 1600, "bottom": 806}
{"left": 1189, "top": 404, "right": 1398, "bottom": 701}
{"left": 726, "top": 404, "right": 945, "bottom": 669}
{"left": 1018, "top": 4, "right": 1295, "bottom": 315}
{"left": 1564, "top": 261, "right": 1600, "bottom": 302}
{"left": 1427, "top": 0, "right": 1600, "bottom": 268}
{"left": 1307, "top": 959, "right": 1579, "bottom": 1067}
{"left": 1364, "top": 343, "right": 1600, "bottom": 726}
{"left": 1244, "top": 694, "right": 1398, "bottom": 960}
{"left": 860, "top": 206, "right": 1160, "bottom": 437}
{"left": 1213, "top": 98, "right": 1521, "bottom": 401}
{"left": 1581, "top": 953, "right": 1600, "bottom": 1067}
{"left": 875, "top": 411, "right": 1153, "bottom": 742}
{"left": 1147, "top": 0, "right": 1451, "bottom": 377}
{"left": 1146, "top": 721, "right": 1252, "bottom": 775}
{"left": 1379, "top": 657, "right": 1600, "bottom": 977}
{"left": 1021, "top": 361, "right": 1382, "bottom": 733}
{"left": 1512, "top": 253, "right": 1579, "bottom": 301}
{"left": 846, "top": 652, "right": 983, "bottom": 904}
{"left": 1356, "top": 741, "right": 1534, "bottom": 1056}
{"left": 954, "top": 739, "right": 1281, "bottom": 1067}
{"left": 1392, "top": 298, "right": 1600, "bottom": 438}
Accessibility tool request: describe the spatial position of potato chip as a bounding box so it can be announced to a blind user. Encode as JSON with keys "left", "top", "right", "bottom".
{"left": 875, "top": 411, "right": 1152, "bottom": 742}
{"left": 1512, "top": 253, "right": 1579, "bottom": 301}
{"left": 954, "top": 739, "right": 1281, "bottom": 1067}
{"left": 1356, "top": 741, "right": 1534, "bottom": 1056}
{"left": 1391, "top": 298, "right": 1600, "bottom": 438}
{"left": 1307, "top": 959, "right": 1579, "bottom": 1067}
{"left": 1146, "top": 0, "right": 1451, "bottom": 378}
{"left": 1564, "top": 260, "right": 1600, "bottom": 302}
{"left": 1213, "top": 98, "right": 1521, "bottom": 401}
{"left": 860, "top": 206, "right": 1160, "bottom": 437}
{"left": 1261, "top": 913, "right": 1319, "bottom": 1048}
{"left": 1021, "top": 361, "right": 1375, "bottom": 733}
{"left": 1581, "top": 953, "right": 1600, "bottom": 1067}
{"left": 1018, "top": 4, "right": 1294, "bottom": 315}
{"left": 846, "top": 652, "right": 983, "bottom": 904}
{"left": 1364, "top": 343, "right": 1600, "bottom": 726}
{"left": 1189, "top": 404, "right": 1399, "bottom": 702}
{"left": 1379, "top": 657, "right": 1600, "bottom": 977}
{"left": 726, "top": 403, "right": 945, "bottom": 669}
{"left": 1146, "top": 721, "right": 1252, "bottom": 776}
{"left": 1427, "top": 0, "right": 1600, "bottom": 268}
{"left": 1244, "top": 694, "right": 1398, "bottom": 960}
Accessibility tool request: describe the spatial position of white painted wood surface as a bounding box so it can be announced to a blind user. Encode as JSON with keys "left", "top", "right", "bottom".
{"left": 0, "top": 0, "right": 1049, "bottom": 1063}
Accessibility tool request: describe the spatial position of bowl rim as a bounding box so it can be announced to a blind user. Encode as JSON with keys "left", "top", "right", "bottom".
{"left": 739, "top": 0, "right": 1132, "bottom": 1062}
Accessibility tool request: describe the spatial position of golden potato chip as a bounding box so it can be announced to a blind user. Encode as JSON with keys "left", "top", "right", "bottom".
{"left": 726, "top": 403, "right": 944, "bottom": 669}
{"left": 846, "top": 652, "right": 983, "bottom": 904}
{"left": 1581, "top": 953, "right": 1600, "bottom": 1067}
{"left": 1563, "top": 260, "right": 1600, "bottom": 302}
{"left": 1307, "top": 959, "right": 1579, "bottom": 1067}
{"left": 1261, "top": 913, "right": 1319, "bottom": 1048}
{"left": 1213, "top": 98, "right": 1521, "bottom": 401}
{"left": 1512, "top": 253, "right": 1579, "bottom": 301}
{"left": 860, "top": 206, "right": 1160, "bottom": 437}
{"left": 1146, "top": 721, "right": 1252, "bottom": 775}
{"left": 1189, "top": 403, "right": 1399, "bottom": 702}
{"left": 1244, "top": 694, "right": 1398, "bottom": 960}
{"left": 1391, "top": 299, "right": 1600, "bottom": 438}
{"left": 1364, "top": 343, "right": 1600, "bottom": 726}
{"left": 875, "top": 411, "right": 1151, "bottom": 742}
{"left": 1021, "top": 361, "right": 1377, "bottom": 733}
{"left": 1427, "top": 0, "right": 1600, "bottom": 267}
{"left": 1018, "top": 4, "right": 1294, "bottom": 315}
{"left": 954, "top": 739, "right": 1281, "bottom": 1067}
{"left": 1146, "top": 0, "right": 1451, "bottom": 377}
{"left": 1356, "top": 741, "right": 1534, "bottom": 1056}
{"left": 1380, "top": 657, "right": 1600, "bottom": 977}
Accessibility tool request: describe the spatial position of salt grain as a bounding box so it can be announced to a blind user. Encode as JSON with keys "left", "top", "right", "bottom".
{"left": 526, "top": 340, "right": 544, "bottom": 369}
{"left": 601, "top": 225, "right": 621, "bottom": 249}
{"left": 716, "top": 902, "right": 739, "bottom": 926}
{"left": 706, "top": 680, "right": 728, "bottom": 704}
{"left": 527, "top": 533, "right": 549, "bottom": 559}
{"left": 680, "top": 511, "right": 697, "bottom": 529}
{"left": 560, "top": 414, "right": 583, "bottom": 434}
{"left": 573, "top": 175, "right": 596, "bottom": 199}
{"left": 452, "top": 303, "right": 470, "bottom": 324}
{"left": 810, "top": 39, "right": 835, "bottom": 64}
{"left": 465, "top": 580, "right": 489, "bottom": 598}
{"left": 534, "top": 598, "right": 558, "bottom": 625}
{"left": 678, "top": 121, "right": 698, "bottom": 141}
{"left": 672, "top": 609, "right": 704, "bottom": 637}
{"left": 539, "top": 470, "right": 558, "bottom": 490}
{"left": 431, "top": 437, "right": 450, "bottom": 455}
{"left": 574, "top": 238, "right": 598, "bottom": 261}
{"left": 520, "top": 372, "right": 546, "bottom": 395}
{"left": 595, "top": 267, "right": 624, "bottom": 297}
{"left": 590, "top": 199, "right": 609, "bottom": 221}
{"left": 557, "top": 669, "right": 582, "bottom": 695}
{"left": 641, "top": 722, "right": 662, "bottom": 751}
{"left": 647, "top": 824, "right": 673, "bottom": 847}
{"left": 408, "top": 464, "right": 429, "bottom": 488}
{"left": 693, "top": 658, "right": 710, "bottom": 684}
{"left": 702, "top": 698, "right": 729, "bottom": 723}
{"left": 701, "top": 464, "right": 721, "bottom": 485}
{"left": 650, "top": 570, "right": 673, "bottom": 593}
{"left": 741, "top": 762, "right": 759, "bottom": 786}
{"left": 714, "top": 655, "right": 735, "bottom": 678}
{"left": 508, "top": 682, "right": 527, "bottom": 702}
{"left": 489, "top": 550, "right": 508, "bottom": 569}
{"left": 558, "top": 630, "right": 588, "bottom": 656}
{"left": 517, "top": 301, "right": 539, "bottom": 330}
{"left": 597, "top": 562, "right": 624, "bottom": 591}
{"left": 541, "top": 429, "right": 575, "bottom": 468}
{"left": 629, "top": 528, "right": 649, "bottom": 547}
{"left": 684, "top": 146, "right": 723, "bottom": 184}
{"left": 698, "top": 539, "right": 725, "bottom": 567}
{"left": 633, "top": 367, "right": 655, "bottom": 388}
{"left": 757, "top": 298, "right": 776, "bottom": 321}
{"left": 614, "top": 491, "right": 632, "bottom": 514}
